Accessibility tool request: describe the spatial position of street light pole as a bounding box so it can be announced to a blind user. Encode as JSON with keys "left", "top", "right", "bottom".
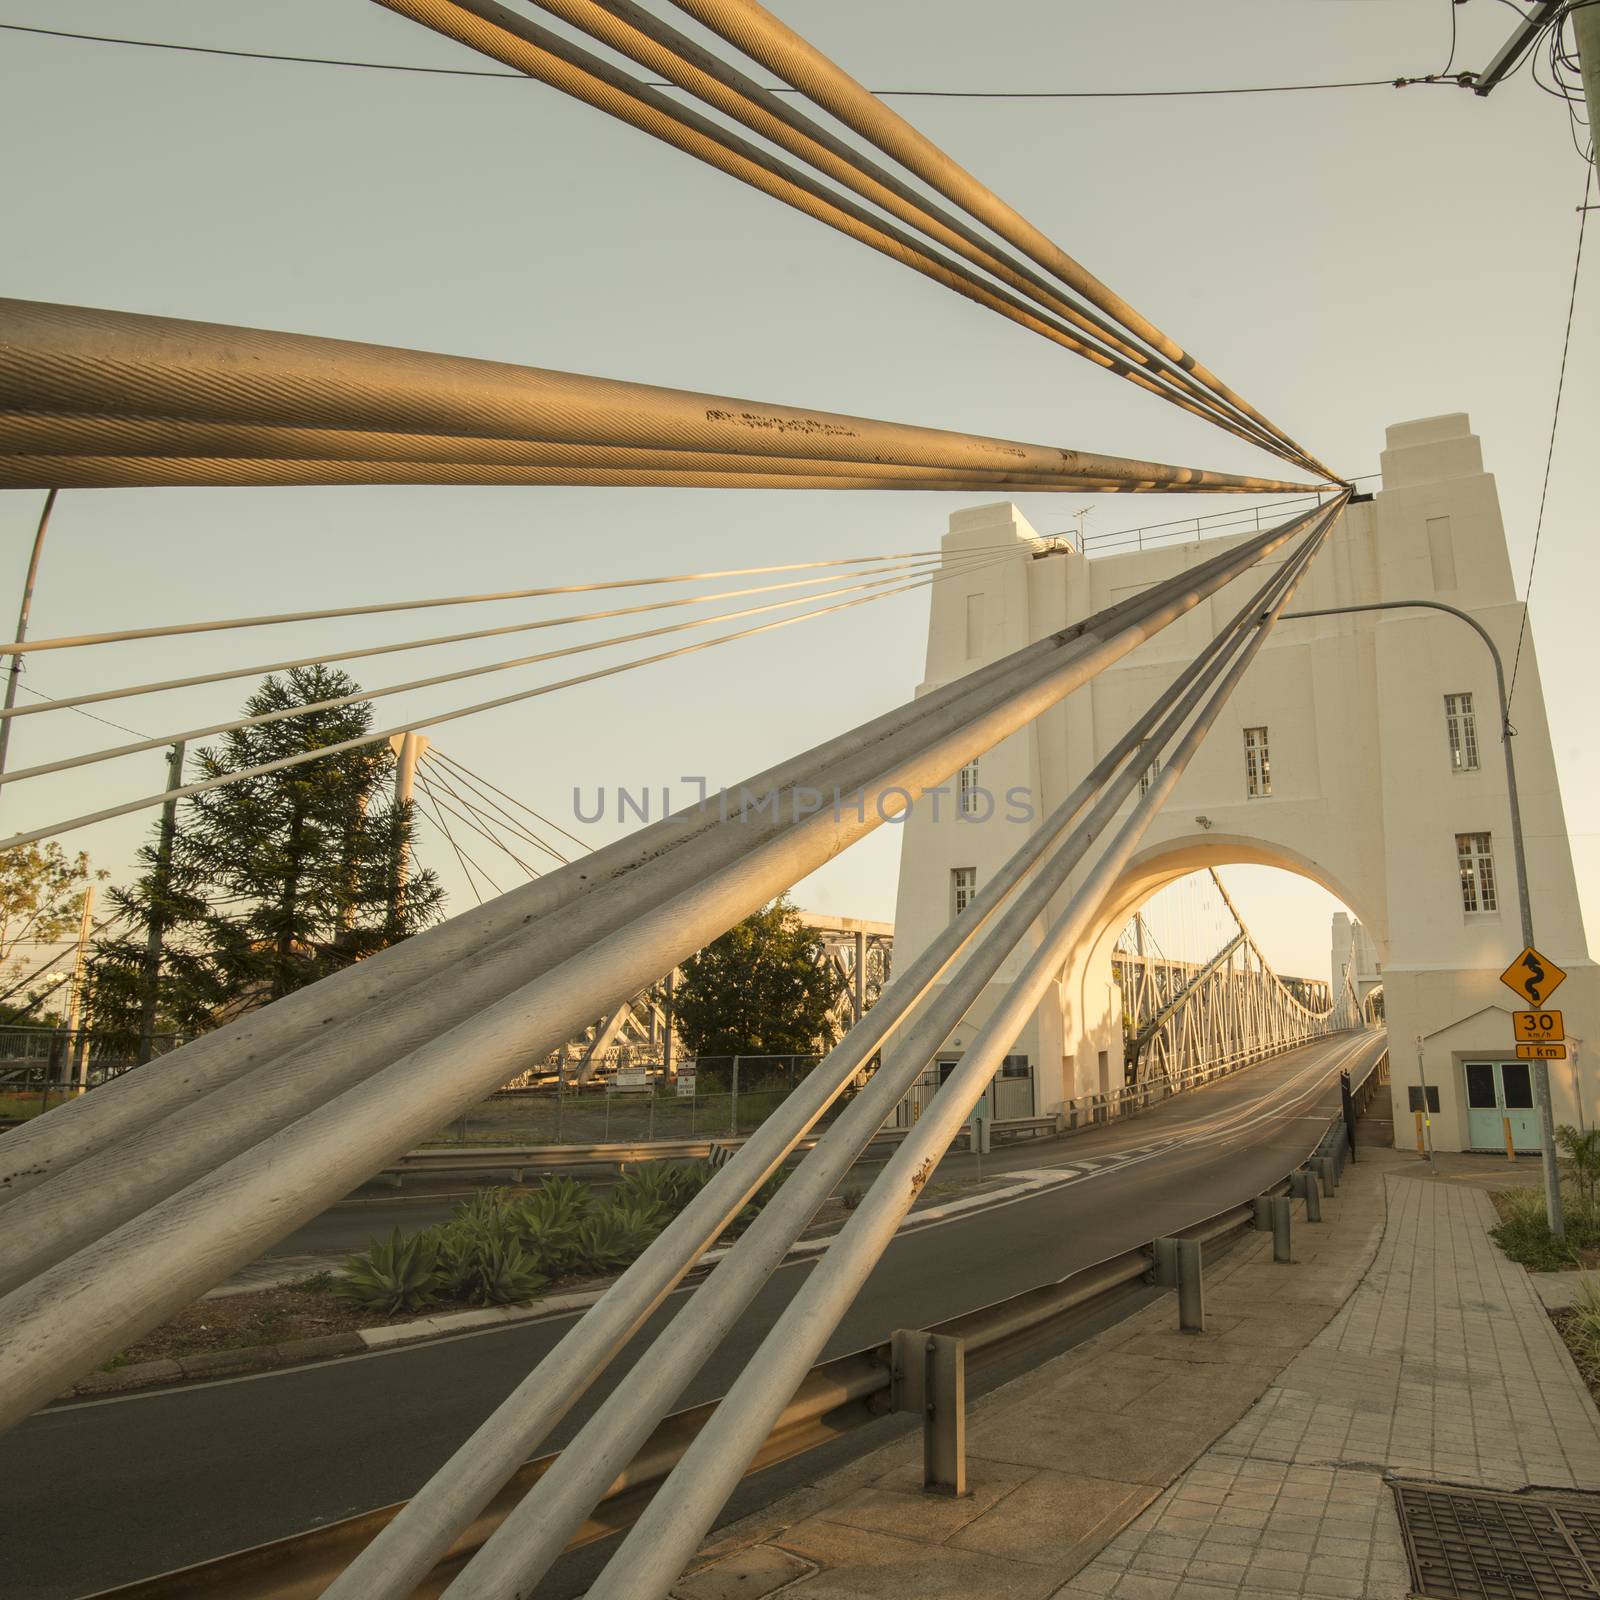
{"left": 0, "top": 489, "right": 57, "bottom": 794}
{"left": 1283, "top": 601, "right": 1564, "bottom": 1237}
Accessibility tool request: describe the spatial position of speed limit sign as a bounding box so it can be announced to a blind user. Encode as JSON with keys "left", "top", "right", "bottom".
{"left": 1513, "top": 1009, "right": 1565, "bottom": 1043}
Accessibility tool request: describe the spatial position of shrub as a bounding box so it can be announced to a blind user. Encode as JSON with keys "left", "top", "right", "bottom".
{"left": 1490, "top": 1184, "right": 1600, "bottom": 1272}
{"left": 335, "top": 1227, "right": 441, "bottom": 1316}
{"left": 514, "top": 1177, "right": 594, "bottom": 1274}
{"left": 1558, "top": 1126, "right": 1600, "bottom": 1216}
{"left": 576, "top": 1202, "right": 661, "bottom": 1274}
{"left": 436, "top": 1207, "right": 548, "bottom": 1306}
{"left": 613, "top": 1163, "right": 681, "bottom": 1216}
{"left": 839, "top": 1186, "right": 864, "bottom": 1212}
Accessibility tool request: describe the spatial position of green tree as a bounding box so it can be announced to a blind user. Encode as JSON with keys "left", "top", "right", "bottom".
{"left": 0, "top": 842, "right": 103, "bottom": 1022}
{"left": 89, "top": 666, "right": 444, "bottom": 1047}
{"left": 670, "top": 897, "right": 844, "bottom": 1057}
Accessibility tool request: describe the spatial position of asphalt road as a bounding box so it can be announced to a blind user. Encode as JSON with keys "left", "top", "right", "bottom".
{"left": 1, "top": 1030, "right": 1386, "bottom": 1599}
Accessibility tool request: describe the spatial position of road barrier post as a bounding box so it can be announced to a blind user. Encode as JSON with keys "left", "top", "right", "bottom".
{"left": 1252, "top": 1196, "right": 1273, "bottom": 1232}
{"left": 1151, "top": 1236, "right": 1179, "bottom": 1287}
{"left": 1294, "top": 1169, "right": 1322, "bottom": 1222}
{"left": 1314, "top": 1155, "right": 1337, "bottom": 1196}
{"left": 890, "top": 1330, "right": 968, "bottom": 1497}
{"left": 1271, "top": 1196, "right": 1292, "bottom": 1263}
{"left": 1177, "top": 1239, "right": 1205, "bottom": 1332}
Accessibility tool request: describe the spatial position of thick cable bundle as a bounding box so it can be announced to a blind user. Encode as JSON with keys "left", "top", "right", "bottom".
{"left": 0, "top": 298, "right": 1317, "bottom": 493}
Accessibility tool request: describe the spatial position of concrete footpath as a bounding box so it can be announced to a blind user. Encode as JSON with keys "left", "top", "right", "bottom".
{"left": 673, "top": 1148, "right": 1600, "bottom": 1599}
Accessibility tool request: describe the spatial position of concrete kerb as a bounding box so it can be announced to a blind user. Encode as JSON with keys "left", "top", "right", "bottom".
{"left": 669, "top": 1155, "right": 1394, "bottom": 1600}
{"left": 53, "top": 1170, "right": 1080, "bottom": 1403}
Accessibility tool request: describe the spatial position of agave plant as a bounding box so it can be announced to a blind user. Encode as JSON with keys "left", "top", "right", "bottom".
{"left": 334, "top": 1227, "right": 441, "bottom": 1316}
{"left": 613, "top": 1163, "right": 680, "bottom": 1216}
{"left": 514, "top": 1177, "right": 595, "bottom": 1274}
{"left": 575, "top": 1202, "right": 661, "bottom": 1274}
{"left": 661, "top": 1161, "right": 718, "bottom": 1213}
{"left": 435, "top": 1206, "right": 551, "bottom": 1304}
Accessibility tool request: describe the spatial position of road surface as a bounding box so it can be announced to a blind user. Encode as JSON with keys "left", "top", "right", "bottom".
{"left": 1, "top": 1030, "right": 1385, "bottom": 1599}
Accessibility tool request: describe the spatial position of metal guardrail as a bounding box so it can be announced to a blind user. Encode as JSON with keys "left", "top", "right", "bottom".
{"left": 382, "top": 1114, "right": 1060, "bottom": 1183}
{"left": 89, "top": 1050, "right": 1384, "bottom": 1600}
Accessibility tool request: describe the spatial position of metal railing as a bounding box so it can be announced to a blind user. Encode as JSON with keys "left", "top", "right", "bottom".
{"left": 90, "top": 1051, "right": 1385, "bottom": 1599}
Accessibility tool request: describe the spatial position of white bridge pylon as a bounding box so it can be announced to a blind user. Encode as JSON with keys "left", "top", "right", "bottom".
{"left": 1115, "top": 869, "right": 1360, "bottom": 1093}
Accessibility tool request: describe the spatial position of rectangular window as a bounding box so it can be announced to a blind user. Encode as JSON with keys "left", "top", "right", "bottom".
{"left": 1444, "top": 693, "right": 1479, "bottom": 772}
{"left": 1456, "top": 831, "right": 1498, "bottom": 913}
{"left": 1244, "top": 726, "right": 1271, "bottom": 798}
{"left": 951, "top": 866, "right": 977, "bottom": 918}
{"left": 1137, "top": 740, "right": 1160, "bottom": 797}
{"left": 958, "top": 758, "right": 980, "bottom": 816}
{"left": 999, "top": 1054, "right": 1031, "bottom": 1079}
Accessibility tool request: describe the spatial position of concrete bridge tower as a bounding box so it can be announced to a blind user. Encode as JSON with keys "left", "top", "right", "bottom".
{"left": 891, "top": 414, "right": 1596, "bottom": 1151}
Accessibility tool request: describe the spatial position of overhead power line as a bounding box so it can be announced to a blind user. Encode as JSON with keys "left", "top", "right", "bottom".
{"left": 1509, "top": 163, "right": 1591, "bottom": 707}
{"left": 0, "top": 22, "right": 1470, "bottom": 98}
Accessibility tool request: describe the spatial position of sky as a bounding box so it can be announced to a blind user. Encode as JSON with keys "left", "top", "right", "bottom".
{"left": 0, "top": 0, "right": 1595, "bottom": 981}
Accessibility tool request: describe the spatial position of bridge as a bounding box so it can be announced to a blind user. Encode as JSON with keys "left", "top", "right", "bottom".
{"left": 0, "top": 2, "right": 1595, "bottom": 1598}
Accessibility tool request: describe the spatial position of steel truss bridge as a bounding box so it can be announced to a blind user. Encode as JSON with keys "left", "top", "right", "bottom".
{"left": 0, "top": 2, "right": 1393, "bottom": 1598}
{"left": 1115, "top": 871, "right": 1360, "bottom": 1098}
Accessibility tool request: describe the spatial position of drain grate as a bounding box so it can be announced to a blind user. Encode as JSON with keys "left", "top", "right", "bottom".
{"left": 1394, "top": 1484, "right": 1600, "bottom": 1600}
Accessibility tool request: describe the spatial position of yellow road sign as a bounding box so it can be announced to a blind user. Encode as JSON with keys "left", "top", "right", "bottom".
{"left": 1516, "top": 1042, "right": 1567, "bottom": 1061}
{"left": 1513, "top": 1009, "right": 1565, "bottom": 1043}
{"left": 1499, "top": 946, "right": 1568, "bottom": 1007}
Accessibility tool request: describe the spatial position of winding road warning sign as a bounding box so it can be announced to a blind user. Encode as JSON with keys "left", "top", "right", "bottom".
{"left": 1499, "top": 946, "right": 1567, "bottom": 1008}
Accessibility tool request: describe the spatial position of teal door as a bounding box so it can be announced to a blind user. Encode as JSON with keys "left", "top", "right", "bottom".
{"left": 1464, "top": 1061, "right": 1541, "bottom": 1151}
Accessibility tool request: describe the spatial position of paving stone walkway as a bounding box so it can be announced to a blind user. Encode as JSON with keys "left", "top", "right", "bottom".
{"left": 1053, "top": 1175, "right": 1600, "bottom": 1599}
{"left": 675, "top": 1157, "right": 1600, "bottom": 1599}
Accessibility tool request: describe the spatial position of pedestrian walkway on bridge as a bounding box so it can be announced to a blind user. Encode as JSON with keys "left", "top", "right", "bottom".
{"left": 675, "top": 1149, "right": 1600, "bottom": 1598}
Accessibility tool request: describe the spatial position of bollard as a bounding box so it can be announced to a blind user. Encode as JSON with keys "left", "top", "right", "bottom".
{"left": 1177, "top": 1239, "right": 1204, "bottom": 1332}
{"left": 890, "top": 1330, "right": 968, "bottom": 1497}
{"left": 1314, "top": 1155, "right": 1337, "bottom": 1197}
{"left": 1271, "top": 1195, "right": 1292, "bottom": 1263}
{"left": 1294, "top": 1169, "right": 1323, "bottom": 1222}
{"left": 1252, "top": 1196, "right": 1273, "bottom": 1232}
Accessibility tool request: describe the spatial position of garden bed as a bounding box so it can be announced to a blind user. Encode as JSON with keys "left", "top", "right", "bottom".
{"left": 1488, "top": 1184, "right": 1600, "bottom": 1272}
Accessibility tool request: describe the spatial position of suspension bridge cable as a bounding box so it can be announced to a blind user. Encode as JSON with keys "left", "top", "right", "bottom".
{"left": 414, "top": 771, "right": 496, "bottom": 902}
{"left": 428, "top": 748, "right": 591, "bottom": 854}
{"left": 0, "top": 22, "right": 1464, "bottom": 98}
{"left": 654, "top": 0, "right": 1338, "bottom": 479}
{"left": 421, "top": 754, "right": 571, "bottom": 863}
{"left": 0, "top": 544, "right": 1028, "bottom": 658}
{"left": 0, "top": 556, "right": 1012, "bottom": 789}
{"left": 418, "top": 765, "right": 541, "bottom": 877}
{"left": 458, "top": 0, "right": 1312, "bottom": 467}
{"left": 0, "top": 549, "right": 989, "bottom": 722}
{"left": 2, "top": 301, "right": 1316, "bottom": 494}
{"left": 1509, "top": 162, "right": 1590, "bottom": 707}
{"left": 418, "top": 769, "right": 519, "bottom": 889}
{"left": 374, "top": 0, "right": 1325, "bottom": 475}
{"left": 0, "top": 555, "right": 999, "bottom": 851}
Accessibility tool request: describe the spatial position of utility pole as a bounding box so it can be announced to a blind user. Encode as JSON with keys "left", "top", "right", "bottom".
{"left": 1575, "top": 5, "right": 1600, "bottom": 178}
{"left": 387, "top": 731, "right": 429, "bottom": 926}
{"left": 136, "top": 742, "right": 186, "bottom": 1066}
{"left": 63, "top": 882, "right": 94, "bottom": 1095}
{"left": 0, "top": 488, "right": 57, "bottom": 793}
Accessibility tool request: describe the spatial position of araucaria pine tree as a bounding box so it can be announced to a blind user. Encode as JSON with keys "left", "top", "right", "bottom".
{"left": 90, "top": 667, "right": 444, "bottom": 1048}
